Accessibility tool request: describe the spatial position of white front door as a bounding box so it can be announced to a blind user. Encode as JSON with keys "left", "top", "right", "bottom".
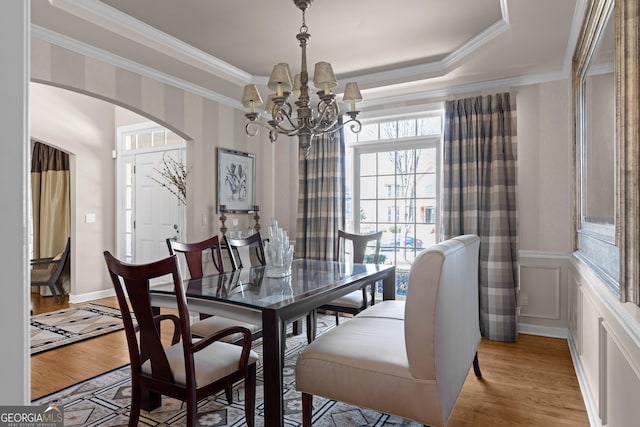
{"left": 134, "top": 149, "right": 184, "bottom": 264}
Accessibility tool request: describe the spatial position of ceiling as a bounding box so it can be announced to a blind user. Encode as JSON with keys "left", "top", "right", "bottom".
{"left": 31, "top": 0, "right": 586, "bottom": 111}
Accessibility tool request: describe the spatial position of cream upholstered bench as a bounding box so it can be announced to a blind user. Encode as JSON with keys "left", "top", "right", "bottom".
{"left": 295, "top": 234, "right": 481, "bottom": 427}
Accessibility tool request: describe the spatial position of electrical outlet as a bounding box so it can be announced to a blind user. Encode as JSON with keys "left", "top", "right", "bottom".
{"left": 520, "top": 294, "right": 529, "bottom": 306}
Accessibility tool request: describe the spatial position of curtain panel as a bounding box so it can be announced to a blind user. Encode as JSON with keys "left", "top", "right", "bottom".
{"left": 443, "top": 93, "right": 519, "bottom": 342}
{"left": 31, "top": 140, "right": 71, "bottom": 261}
{"left": 295, "top": 131, "right": 346, "bottom": 261}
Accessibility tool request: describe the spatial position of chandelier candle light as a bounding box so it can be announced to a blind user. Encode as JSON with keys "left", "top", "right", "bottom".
{"left": 241, "top": 0, "right": 363, "bottom": 157}
{"left": 264, "top": 219, "right": 294, "bottom": 278}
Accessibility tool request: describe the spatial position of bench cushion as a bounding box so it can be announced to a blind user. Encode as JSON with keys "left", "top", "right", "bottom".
{"left": 296, "top": 316, "right": 442, "bottom": 425}
{"left": 356, "top": 300, "right": 405, "bottom": 321}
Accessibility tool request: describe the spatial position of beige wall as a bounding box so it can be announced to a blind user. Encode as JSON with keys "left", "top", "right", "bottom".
{"left": 517, "top": 79, "right": 573, "bottom": 253}
{"left": 26, "top": 18, "right": 640, "bottom": 425}
{"left": 516, "top": 80, "right": 575, "bottom": 334}
{"left": 30, "top": 37, "right": 299, "bottom": 298}
{"left": 31, "top": 32, "right": 578, "bottom": 308}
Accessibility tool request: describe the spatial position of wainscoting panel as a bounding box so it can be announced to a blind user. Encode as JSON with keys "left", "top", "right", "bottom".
{"left": 580, "top": 287, "right": 602, "bottom": 412}
{"left": 520, "top": 265, "right": 561, "bottom": 319}
{"left": 604, "top": 330, "right": 640, "bottom": 427}
{"left": 517, "top": 251, "right": 570, "bottom": 335}
{"left": 568, "top": 269, "right": 582, "bottom": 354}
{"left": 569, "top": 255, "right": 640, "bottom": 427}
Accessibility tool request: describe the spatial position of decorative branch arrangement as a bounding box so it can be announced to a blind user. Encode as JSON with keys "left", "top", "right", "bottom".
{"left": 149, "top": 154, "right": 187, "bottom": 205}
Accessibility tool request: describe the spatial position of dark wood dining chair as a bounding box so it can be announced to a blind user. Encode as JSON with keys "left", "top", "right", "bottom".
{"left": 226, "top": 232, "right": 316, "bottom": 346}
{"left": 167, "top": 235, "right": 224, "bottom": 277}
{"left": 166, "top": 236, "right": 262, "bottom": 343}
{"left": 320, "top": 230, "right": 384, "bottom": 324}
{"left": 225, "top": 232, "right": 266, "bottom": 271}
{"left": 30, "top": 237, "right": 70, "bottom": 304}
{"left": 103, "top": 251, "right": 257, "bottom": 427}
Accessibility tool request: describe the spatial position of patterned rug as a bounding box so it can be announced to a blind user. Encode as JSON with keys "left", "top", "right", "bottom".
{"left": 31, "top": 304, "right": 127, "bottom": 355}
{"left": 33, "top": 315, "right": 423, "bottom": 426}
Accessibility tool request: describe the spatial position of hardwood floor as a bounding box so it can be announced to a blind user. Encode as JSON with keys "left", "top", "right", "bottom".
{"left": 30, "top": 293, "right": 590, "bottom": 426}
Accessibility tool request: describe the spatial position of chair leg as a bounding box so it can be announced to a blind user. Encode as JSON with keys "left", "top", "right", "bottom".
{"left": 244, "top": 364, "right": 257, "bottom": 427}
{"left": 302, "top": 392, "right": 313, "bottom": 427}
{"left": 473, "top": 352, "right": 482, "bottom": 378}
{"left": 306, "top": 310, "right": 316, "bottom": 344}
{"left": 334, "top": 311, "right": 339, "bottom": 326}
{"left": 128, "top": 382, "right": 141, "bottom": 427}
{"left": 225, "top": 385, "right": 233, "bottom": 404}
{"left": 186, "top": 392, "right": 197, "bottom": 427}
{"left": 48, "top": 285, "right": 61, "bottom": 304}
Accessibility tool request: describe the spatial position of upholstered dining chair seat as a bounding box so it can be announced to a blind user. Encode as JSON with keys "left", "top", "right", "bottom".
{"left": 190, "top": 316, "right": 262, "bottom": 342}
{"left": 326, "top": 289, "right": 368, "bottom": 309}
{"left": 142, "top": 340, "right": 258, "bottom": 387}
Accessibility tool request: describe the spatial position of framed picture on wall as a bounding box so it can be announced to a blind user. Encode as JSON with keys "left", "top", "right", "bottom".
{"left": 217, "top": 148, "right": 255, "bottom": 213}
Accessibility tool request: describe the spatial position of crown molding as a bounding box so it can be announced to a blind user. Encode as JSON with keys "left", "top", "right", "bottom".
{"left": 49, "top": 0, "right": 513, "bottom": 91}
{"left": 441, "top": 0, "right": 510, "bottom": 70}
{"left": 48, "top": 0, "right": 252, "bottom": 86}
{"left": 31, "top": 25, "right": 241, "bottom": 110}
{"left": 32, "top": 23, "right": 573, "bottom": 115}
{"left": 342, "top": 0, "right": 511, "bottom": 88}
{"left": 564, "top": 0, "right": 590, "bottom": 74}
{"left": 358, "top": 69, "right": 570, "bottom": 110}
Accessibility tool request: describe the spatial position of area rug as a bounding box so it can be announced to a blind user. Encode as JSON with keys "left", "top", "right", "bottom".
{"left": 33, "top": 315, "right": 423, "bottom": 426}
{"left": 31, "top": 304, "right": 128, "bottom": 355}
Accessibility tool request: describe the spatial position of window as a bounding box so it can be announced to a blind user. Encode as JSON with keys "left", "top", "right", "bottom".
{"left": 345, "top": 112, "right": 443, "bottom": 298}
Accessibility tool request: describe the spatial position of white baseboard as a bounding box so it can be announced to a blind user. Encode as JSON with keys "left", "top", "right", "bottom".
{"left": 517, "top": 323, "right": 569, "bottom": 339}
{"left": 68, "top": 288, "right": 115, "bottom": 304}
{"left": 567, "top": 335, "right": 601, "bottom": 427}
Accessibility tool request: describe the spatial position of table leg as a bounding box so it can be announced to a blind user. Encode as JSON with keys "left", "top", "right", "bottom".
{"left": 382, "top": 266, "right": 397, "bottom": 300}
{"left": 262, "top": 309, "right": 285, "bottom": 427}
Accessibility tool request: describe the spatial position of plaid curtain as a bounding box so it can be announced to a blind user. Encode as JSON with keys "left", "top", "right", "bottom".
{"left": 443, "top": 93, "right": 518, "bottom": 342}
{"left": 295, "top": 130, "right": 345, "bottom": 261}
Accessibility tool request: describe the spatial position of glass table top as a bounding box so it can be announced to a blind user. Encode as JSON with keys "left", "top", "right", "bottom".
{"left": 151, "top": 258, "right": 393, "bottom": 310}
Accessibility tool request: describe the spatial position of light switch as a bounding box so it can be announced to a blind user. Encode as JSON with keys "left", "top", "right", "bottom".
{"left": 85, "top": 213, "right": 96, "bottom": 223}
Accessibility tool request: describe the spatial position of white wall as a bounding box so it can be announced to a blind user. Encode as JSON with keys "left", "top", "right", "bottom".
{"left": 30, "top": 83, "right": 116, "bottom": 297}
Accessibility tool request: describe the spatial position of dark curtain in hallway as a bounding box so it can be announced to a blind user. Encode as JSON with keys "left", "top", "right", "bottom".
{"left": 31, "top": 140, "right": 71, "bottom": 294}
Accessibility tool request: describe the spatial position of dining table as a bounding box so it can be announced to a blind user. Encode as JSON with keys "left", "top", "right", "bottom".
{"left": 150, "top": 257, "right": 396, "bottom": 427}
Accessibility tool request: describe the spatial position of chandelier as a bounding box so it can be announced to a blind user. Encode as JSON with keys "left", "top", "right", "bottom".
{"left": 241, "top": 0, "right": 363, "bottom": 157}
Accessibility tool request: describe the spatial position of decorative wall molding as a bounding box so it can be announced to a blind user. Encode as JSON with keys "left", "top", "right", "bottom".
{"left": 520, "top": 265, "right": 561, "bottom": 319}
{"left": 567, "top": 335, "right": 601, "bottom": 427}
{"left": 48, "top": 0, "right": 252, "bottom": 85}
{"left": 573, "top": 255, "right": 640, "bottom": 350}
{"left": 519, "top": 250, "right": 572, "bottom": 260}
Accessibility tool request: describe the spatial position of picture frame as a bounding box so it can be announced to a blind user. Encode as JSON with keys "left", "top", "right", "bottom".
{"left": 217, "top": 148, "right": 255, "bottom": 213}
